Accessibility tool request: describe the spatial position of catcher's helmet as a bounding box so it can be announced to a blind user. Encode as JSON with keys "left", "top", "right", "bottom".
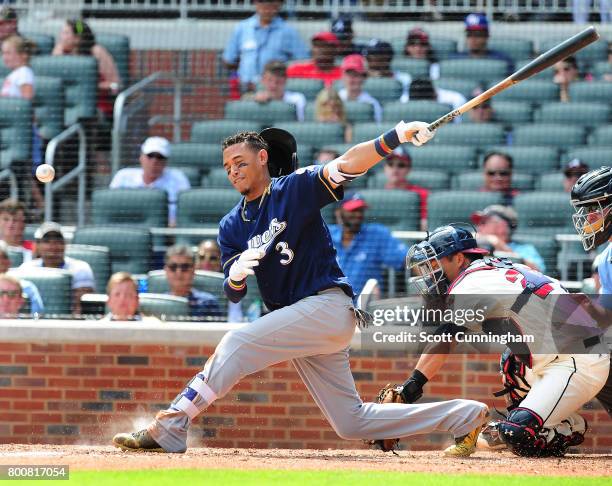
{"left": 406, "top": 224, "right": 489, "bottom": 295}
{"left": 259, "top": 128, "right": 298, "bottom": 178}
{"left": 570, "top": 166, "right": 612, "bottom": 251}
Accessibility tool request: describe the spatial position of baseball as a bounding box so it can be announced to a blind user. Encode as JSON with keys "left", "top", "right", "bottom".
{"left": 36, "top": 164, "right": 55, "bottom": 183}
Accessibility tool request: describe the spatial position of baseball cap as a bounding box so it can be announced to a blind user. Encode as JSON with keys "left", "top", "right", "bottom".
{"left": 34, "top": 222, "right": 64, "bottom": 240}
{"left": 331, "top": 16, "right": 352, "bottom": 36}
{"left": 470, "top": 204, "right": 518, "bottom": 231}
{"left": 0, "top": 6, "right": 17, "bottom": 21}
{"left": 564, "top": 158, "right": 589, "bottom": 177}
{"left": 341, "top": 54, "right": 366, "bottom": 74}
{"left": 465, "top": 13, "right": 489, "bottom": 32}
{"left": 364, "top": 39, "right": 394, "bottom": 57}
{"left": 312, "top": 31, "right": 340, "bottom": 46}
{"left": 385, "top": 148, "right": 412, "bottom": 167}
{"left": 341, "top": 193, "right": 368, "bottom": 212}
{"left": 407, "top": 27, "right": 430, "bottom": 45}
{"left": 141, "top": 137, "right": 170, "bottom": 159}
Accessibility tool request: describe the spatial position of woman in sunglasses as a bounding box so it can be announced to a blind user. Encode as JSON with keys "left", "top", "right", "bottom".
{"left": 552, "top": 55, "right": 580, "bottom": 103}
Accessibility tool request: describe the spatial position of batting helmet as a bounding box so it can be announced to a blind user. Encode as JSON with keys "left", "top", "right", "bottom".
{"left": 259, "top": 128, "right": 299, "bottom": 178}
{"left": 571, "top": 166, "right": 612, "bottom": 251}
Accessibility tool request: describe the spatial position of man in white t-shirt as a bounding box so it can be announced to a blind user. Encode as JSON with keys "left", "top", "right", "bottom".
{"left": 338, "top": 54, "right": 383, "bottom": 123}
{"left": 109, "top": 137, "right": 191, "bottom": 226}
{"left": 0, "top": 198, "right": 33, "bottom": 263}
{"left": 18, "top": 222, "right": 95, "bottom": 315}
{"left": 245, "top": 60, "right": 306, "bottom": 121}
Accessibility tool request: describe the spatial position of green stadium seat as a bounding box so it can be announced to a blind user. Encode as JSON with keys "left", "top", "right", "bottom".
{"left": 493, "top": 79, "right": 559, "bottom": 103}
{"left": 390, "top": 57, "right": 430, "bottom": 78}
{"left": 513, "top": 124, "right": 585, "bottom": 149}
{"left": 566, "top": 147, "right": 612, "bottom": 167}
{"left": 303, "top": 102, "right": 316, "bottom": 121}
{"left": 321, "top": 143, "right": 352, "bottom": 157}
{"left": 31, "top": 56, "right": 98, "bottom": 125}
{"left": 593, "top": 61, "right": 612, "bottom": 80}
{"left": 452, "top": 171, "right": 534, "bottom": 191}
{"left": 431, "top": 123, "right": 506, "bottom": 147}
{"left": 170, "top": 166, "right": 199, "bottom": 187}
{"left": 285, "top": 78, "right": 324, "bottom": 101}
{"left": 358, "top": 189, "right": 420, "bottom": 230}
{"left": 147, "top": 269, "right": 227, "bottom": 305}
{"left": 435, "top": 78, "right": 479, "bottom": 98}
{"left": 138, "top": 293, "right": 190, "bottom": 320}
{"left": 429, "top": 38, "right": 458, "bottom": 59}
{"left": 65, "top": 244, "right": 111, "bottom": 294}
{"left": 191, "top": 120, "right": 261, "bottom": 144}
{"left": 363, "top": 77, "right": 403, "bottom": 102}
{"left": 482, "top": 146, "right": 559, "bottom": 174}
{"left": 225, "top": 100, "right": 296, "bottom": 125}
{"left": 22, "top": 32, "right": 54, "bottom": 55}
{"left": 344, "top": 101, "right": 375, "bottom": 123}
{"left": 589, "top": 125, "right": 612, "bottom": 146}
{"left": 439, "top": 59, "right": 507, "bottom": 84}
{"left": 202, "top": 167, "right": 232, "bottom": 189}
{"left": 176, "top": 189, "right": 240, "bottom": 242}
{"left": 73, "top": 227, "right": 152, "bottom": 275}
{"left": 407, "top": 145, "right": 477, "bottom": 173}
{"left": 568, "top": 81, "right": 612, "bottom": 102}
{"left": 352, "top": 122, "right": 383, "bottom": 144}
{"left": 535, "top": 102, "right": 610, "bottom": 126}
{"left": 0, "top": 98, "right": 32, "bottom": 169}
{"left": 96, "top": 33, "right": 131, "bottom": 88}
{"left": 34, "top": 76, "right": 64, "bottom": 140}
{"left": 382, "top": 101, "right": 451, "bottom": 124}
{"left": 487, "top": 38, "right": 533, "bottom": 62}
{"left": 367, "top": 169, "right": 449, "bottom": 190}
{"left": 11, "top": 269, "right": 72, "bottom": 315}
{"left": 427, "top": 191, "right": 503, "bottom": 230}
{"left": 491, "top": 101, "right": 533, "bottom": 124}
{"left": 514, "top": 192, "right": 574, "bottom": 237}
{"left": 537, "top": 172, "right": 564, "bottom": 191}
{"left": 0, "top": 60, "right": 9, "bottom": 77}
{"left": 539, "top": 38, "right": 608, "bottom": 69}
{"left": 511, "top": 233, "right": 559, "bottom": 277}
{"left": 7, "top": 248, "right": 23, "bottom": 267}
{"left": 297, "top": 143, "right": 313, "bottom": 162}
{"left": 92, "top": 189, "right": 167, "bottom": 227}
{"left": 169, "top": 142, "right": 222, "bottom": 176}
{"left": 274, "top": 121, "right": 344, "bottom": 146}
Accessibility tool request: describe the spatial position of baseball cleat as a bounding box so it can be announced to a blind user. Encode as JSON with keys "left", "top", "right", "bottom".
{"left": 477, "top": 421, "right": 507, "bottom": 451}
{"left": 443, "top": 425, "right": 482, "bottom": 457}
{"left": 113, "top": 429, "right": 165, "bottom": 452}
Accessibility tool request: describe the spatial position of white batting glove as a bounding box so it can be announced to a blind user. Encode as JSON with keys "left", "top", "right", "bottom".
{"left": 395, "top": 121, "right": 435, "bottom": 147}
{"left": 229, "top": 248, "right": 265, "bottom": 282}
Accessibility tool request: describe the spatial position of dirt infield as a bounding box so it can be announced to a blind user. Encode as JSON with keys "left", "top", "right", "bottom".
{"left": 0, "top": 445, "right": 610, "bottom": 476}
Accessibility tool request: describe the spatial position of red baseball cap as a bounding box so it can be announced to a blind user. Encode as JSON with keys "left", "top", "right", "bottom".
{"left": 341, "top": 54, "right": 366, "bottom": 74}
{"left": 407, "top": 27, "right": 430, "bottom": 44}
{"left": 341, "top": 193, "right": 368, "bottom": 211}
{"left": 312, "top": 31, "right": 340, "bottom": 45}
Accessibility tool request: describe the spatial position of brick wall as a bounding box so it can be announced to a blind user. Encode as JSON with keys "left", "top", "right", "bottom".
{"left": 0, "top": 339, "right": 610, "bottom": 451}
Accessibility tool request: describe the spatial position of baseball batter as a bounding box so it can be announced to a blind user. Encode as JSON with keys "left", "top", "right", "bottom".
{"left": 401, "top": 224, "right": 610, "bottom": 457}
{"left": 113, "top": 122, "right": 489, "bottom": 455}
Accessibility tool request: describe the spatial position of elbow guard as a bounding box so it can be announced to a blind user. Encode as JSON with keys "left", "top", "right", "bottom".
{"left": 326, "top": 159, "right": 367, "bottom": 185}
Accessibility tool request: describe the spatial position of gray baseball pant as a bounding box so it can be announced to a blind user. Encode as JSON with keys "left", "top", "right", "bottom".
{"left": 147, "top": 288, "right": 489, "bottom": 452}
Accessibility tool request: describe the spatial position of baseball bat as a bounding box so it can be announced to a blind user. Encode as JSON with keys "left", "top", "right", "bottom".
{"left": 424, "top": 26, "right": 600, "bottom": 132}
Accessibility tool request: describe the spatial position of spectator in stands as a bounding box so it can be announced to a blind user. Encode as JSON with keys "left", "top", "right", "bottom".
{"left": 0, "top": 241, "right": 44, "bottom": 314}
{"left": 338, "top": 54, "right": 382, "bottom": 123}
{"left": 19, "top": 222, "right": 95, "bottom": 314}
{"left": 553, "top": 55, "right": 580, "bottom": 102}
{"left": 365, "top": 39, "right": 411, "bottom": 102}
{"left": 481, "top": 151, "right": 518, "bottom": 205}
{"left": 243, "top": 61, "right": 306, "bottom": 121}
{"left": 222, "top": 0, "right": 308, "bottom": 91}
{"left": 472, "top": 204, "right": 546, "bottom": 272}
{"left": 331, "top": 15, "right": 364, "bottom": 57}
{"left": 329, "top": 193, "right": 407, "bottom": 294}
{"left": 0, "top": 199, "right": 33, "bottom": 262}
{"left": 0, "top": 7, "right": 18, "bottom": 43}
{"left": 404, "top": 77, "right": 466, "bottom": 114}
{"left": 467, "top": 87, "right": 494, "bottom": 123}
{"left": 403, "top": 27, "right": 440, "bottom": 80}
{"left": 164, "top": 245, "right": 221, "bottom": 319}
{"left": 102, "top": 271, "right": 141, "bottom": 321}
{"left": 0, "top": 274, "right": 24, "bottom": 318}
{"left": 455, "top": 13, "right": 514, "bottom": 74}
{"left": 314, "top": 88, "right": 351, "bottom": 142}
{"left": 563, "top": 158, "right": 590, "bottom": 193}
{"left": 109, "top": 137, "right": 191, "bottom": 226}
{"left": 1, "top": 35, "right": 34, "bottom": 101}
{"left": 383, "top": 149, "right": 429, "bottom": 230}
{"left": 314, "top": 148, "right": 340, "bottom": 165}
{"left": 287, "top": 32, "right": 342, "bottom": 87}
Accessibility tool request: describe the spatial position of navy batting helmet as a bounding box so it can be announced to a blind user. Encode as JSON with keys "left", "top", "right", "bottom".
{"left": 259, "top": 128, "right": 299, "bottom": 178}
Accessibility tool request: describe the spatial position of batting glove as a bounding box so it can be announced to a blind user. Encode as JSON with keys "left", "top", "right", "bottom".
{"left": 229, "top": 248, "right": 265, "bottom": 282}
{"left": 395, "top": 121, "right": 435, "bottom": 147}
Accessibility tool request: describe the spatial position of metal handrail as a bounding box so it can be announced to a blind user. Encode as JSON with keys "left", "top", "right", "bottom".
{"left": 44, "top": 123, "right": 87, "bottom": 226}
{"left": 0, "top": 169, "right": 18, "bottom": 200}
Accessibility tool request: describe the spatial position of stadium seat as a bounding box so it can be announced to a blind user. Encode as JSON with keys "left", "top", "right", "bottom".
{"left": 390, "top": 57, "right": 430, "bottom": 78}
{"left": 22, "top": 32, "right": 54, "bottom": 55}
{"left": 429, "top": 38, "right": 459, "bottom": 59}
{"left": 430, "top": 123, "right": 506, "bottom": 147}
{"left": 34, "top": 76, "right": 64, "bottom": 140}
{"left": 427, "top": 191, "right": 503, "bottom": 230}
{"left": 566, "top": 147, "right": 612, "bottom": 167}
{"left": 407, "top": 145, "right": 477, "bottom": 173}
{"left": 593, "top": 61, "right": 612, "bottom": 80}
{"left": 92, "top": 188, "right": 167, "bottom": 228}
{"left": 367, "top": 169, "right": 450, "bottom": 190}
{"left": 351, "top": 123, "right": 382, "bottom": 144}
{"left": 285, "top": 78, "right": 324, "bottom": 101}
{"left": 568, "top": 81, "right": 612, "bottom": 103}
{"left": 169, "top": 142, "right": 222, "bottom": 176}
{"left": 511, "top": 233, "right": 559, "bottom": 277}
{"left": 539, "top": 38, "right": 607, "bottom": 70}
{"left": 491, "top": 101, "right": 533, "bottom": 124}
{"left": 487, "top": 38, "right": 533, "bottom": 62}
{"left": 513, "top": 124, "right": 585, "bottom": 149}
{"left": 344, "top": 101, "right": 375, "bottom": 123}
{"left": 225, "top": 100, "right": 296, "bottom": 125}
{"left": 147, "top": 269, "right": 227, "bottom": 305}
{"left": 493, "top": 79, "right": 559, "bottom": 103}
{"left": 363, "top": 77, "right": 403, "bottom": 102}
{"left": 439, "top": 59, "right": 507, "bottom": 84}
{"left": 96, "top": 33, "right": 131, "bottom": 88}
{"left": 201, "top": 167, "right": 232, "bottom": 189}
{"left": 358, "top": 189, "right": 420, "bottom": 230}
{"left": 138, "top": 293, "right": 190, "bottom": 320}
{"left": 452, "top": 171, "right": 534, "bottom": 191}
{"left": 190, "top": 120, "right": 261, "bottom": 144}
{"left": 0, "top": 98, "right": 32, "bottom": 169}
{"left": 382, "top": 101, "right": 451, "bottom": 124}
{"left": 589, "top": 125, "right": 612, "bottom": 146}
{"left": 65, "top": 244, "right": 111, "bottom": 294}
{"left": 7, "top": 248, "right": 23, "bottom": 267}
{"left": 31, "top": 56, "right": 98, "bottom": 125}
{"left": 73, "top": 227, "right": 152, "bottom": 275}
{"left": 11, "top": 269, "right": 72, "bottom": 315}
{"left": 514, "top": 192, "right": 574, "bottom": 236}
{"left": 322, "top": 143, "right": 352, "bottom": 157}
{"left": 537, "top": 172, "right": 564, "bottom": 191}
{"left": 535, "top": 102, "right": 610, "bottom": 127}
{"left": 435, "top": 78, "right": 479, "bottom": 98}
{"left": 274, "top": 121, "right": 344, "bottom": 146}
{"left": 482, "top": 146, "right": 559, "bottom": 174}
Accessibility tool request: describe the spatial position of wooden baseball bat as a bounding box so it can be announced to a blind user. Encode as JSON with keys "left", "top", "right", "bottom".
{"left": 425, "top": 26, "right": 600, "bottom": 132}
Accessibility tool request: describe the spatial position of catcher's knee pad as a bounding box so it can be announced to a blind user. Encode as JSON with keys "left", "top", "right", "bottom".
{"left": 498, "top": 407, "right": 546, "bottom": 457}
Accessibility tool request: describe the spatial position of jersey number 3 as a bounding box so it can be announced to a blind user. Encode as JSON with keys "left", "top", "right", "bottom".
{"left": 275, "top": 241, "right": 294, "bottom": 265}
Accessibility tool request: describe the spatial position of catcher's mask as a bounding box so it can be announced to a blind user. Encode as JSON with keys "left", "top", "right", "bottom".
{"left": 259, "top": 128, "right": 298, "bottom": 178}
{"left": 406, "top": 223, "right": 488, "bottom": 295}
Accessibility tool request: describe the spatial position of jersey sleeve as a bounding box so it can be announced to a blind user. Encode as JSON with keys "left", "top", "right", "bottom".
{"left": 282, "top": 164, "right": 344, "bottom": 210}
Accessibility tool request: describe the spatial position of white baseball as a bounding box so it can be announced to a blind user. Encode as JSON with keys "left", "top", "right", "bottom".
{"left": 36, "top": 164, "right": 55, "bottom": 183}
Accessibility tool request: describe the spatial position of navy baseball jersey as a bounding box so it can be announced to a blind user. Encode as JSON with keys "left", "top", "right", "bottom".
{"left": 219, "top": 165, "right": 354, "bottom": 310}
